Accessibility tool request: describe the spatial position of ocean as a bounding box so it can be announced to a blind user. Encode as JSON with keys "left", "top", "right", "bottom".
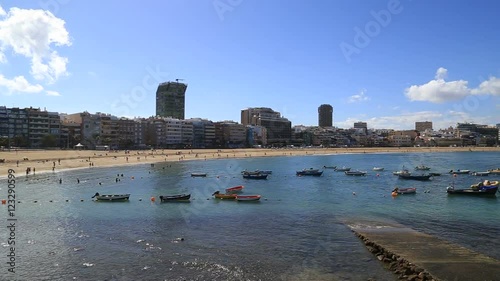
{"left": 1, "top": 151, "right": 499, "bottom": 281}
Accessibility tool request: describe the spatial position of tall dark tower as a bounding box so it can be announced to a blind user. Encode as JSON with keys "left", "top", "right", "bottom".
{"left": 155, "top": 81, "right": 187, "bottom": 119}
{"left": 318, "top": 104, "right": 333, "bottom": 127}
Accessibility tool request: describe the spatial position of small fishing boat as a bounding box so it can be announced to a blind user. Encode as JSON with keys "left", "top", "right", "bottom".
{"left": 471, "top": 171, "right": 490, "bottom": 176}
{"left": 236, "top": 195, "right": 261, "bottom": 201}
{"left": 323, "top": 165, "right": 337, "bottom": 169}
{"left": 334, "top": 166, "right": 351, "bottom": 172}
{"left": 393, "top": 166, "right": 410, "bottom": 175}
{"left": 488, "top": 168, "right": 500, "bottom": 175}
{"left": 191, "top": 173, "right": 207, "bottom": 177}
{"left": 92, "top": 193, "right": 130, "bottom": 201}
{"left": 372, "top": 167, "right": 384, "bottom": 171}
{"left": 447, "top": 180, "right": 499, "bottom": 195}
{"left": 415, "top": 165, "right": 431, "bottom": 170}
{"left": 391, "top": 187, "right": 417, "bottom": 196}
{"left": 242, "top": 173, "right": 268, "bottom": 179}
{"left": 398, "top": 174, "right": 432, "bottom": 181}
{"left": 345, "top": 171, "right": 367, "bottom": 176}
{"left": 212, "top": 191, "right": 237, "bottom": 199}
{"left": 296, "top": 168, "right": 323, "bottom": 176}
{"left": 449, "top": 169, "right": 470, "bottom": 174}
{"left": 225, "top": 185, "right": 244, "bottom": 193}
{"left": 159, "top": 194, "right": 191, "bottom": 202}
{"left": 241, "top": 170, "right": 272, "bottom": 175}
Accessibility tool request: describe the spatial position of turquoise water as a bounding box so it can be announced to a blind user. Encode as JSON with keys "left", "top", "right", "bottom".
{"left": 0, "top": 151, "right": 499, "bottom": 280}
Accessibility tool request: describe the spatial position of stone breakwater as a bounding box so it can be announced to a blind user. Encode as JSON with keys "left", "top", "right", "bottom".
{"left": 353, "top": 230, "right": 438, "bottom": 281}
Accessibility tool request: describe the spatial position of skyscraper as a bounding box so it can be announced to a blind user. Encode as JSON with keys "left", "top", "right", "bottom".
{"left": 318, "top": 104, "right": 333, "bottom": 127}
{"left": 155, "top": 81, "right": 187, "bottom": 119}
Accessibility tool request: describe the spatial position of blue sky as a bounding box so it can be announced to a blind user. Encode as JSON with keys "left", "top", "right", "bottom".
{"left": 1, "top": 0, "right": 499, "bottom": 130}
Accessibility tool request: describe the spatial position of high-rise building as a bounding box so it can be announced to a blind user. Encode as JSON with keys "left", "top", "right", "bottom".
{"left": 155, "top": 81, "right": 187, "bottom": 119}
{"left": 318, "top": 104, "right": 333, "bottom": 127}
{"left": 241, "top": 107, "right": 291, "bottom": 145}
{"left": 415, "top": 121, "right": 433, "bottom": 132}
{"left": 354, "top": 122, "right": 367, "bottom": 133}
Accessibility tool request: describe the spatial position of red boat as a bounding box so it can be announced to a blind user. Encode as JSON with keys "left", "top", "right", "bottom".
{"left": 225, "top": 185, "right": 244, "bottom": 193}
{"left": 236, "top": 195, "right": 261, "bottom": 201}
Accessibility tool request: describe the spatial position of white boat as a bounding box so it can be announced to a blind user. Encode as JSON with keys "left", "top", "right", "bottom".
{"left": 236, "top": 195, "right": 261, "bottom": 201}
{"left": 471, "top": 171, "right": 490, "bottom": 176}
{"left": 92, "top": 193, "right": 130, "bottom": 201}
{"left": 372, "top": 167, "right": 384, "bottom": 171}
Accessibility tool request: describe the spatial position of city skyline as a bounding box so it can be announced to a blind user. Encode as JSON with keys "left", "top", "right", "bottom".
{"left": 1, "top": 1, "right": 499, "bottom": 130}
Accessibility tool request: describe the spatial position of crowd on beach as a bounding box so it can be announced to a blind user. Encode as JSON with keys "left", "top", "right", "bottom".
{"left": 1, "top": 146, "right": 499, "bottom": 179}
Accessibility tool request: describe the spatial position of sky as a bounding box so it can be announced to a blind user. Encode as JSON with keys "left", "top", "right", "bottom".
{"left": 0, "top": 0, "right": 499, "bottom": 130}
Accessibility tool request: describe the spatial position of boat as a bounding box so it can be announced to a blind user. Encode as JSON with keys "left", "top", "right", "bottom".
{"left": 415, "top": 165, "right": 431, "bottom": 170}
{"left": 212, "top": 191, "right": 237, "bottom": 199}
{"left": 296, "top": 168, "right": 323, "bottom": 176}
{"left": 236, "top": 195, "right": 261, "bottom": 201}
{"left": 429, "top": 172, "right": 441, "bottom": 176}
{"left": 345, "top": 171, "right": 367, "bottom": 176}
{"left": 372, "top": 167, "right": 384, "bottom": 171}
{"left": 242, "top": 173, "right": 268, "bottom": 179}
{"left": 225, "top": 185, "right": 244, "bottom": 193}
{"left": 398, "top": 174, "right": 432, "bottom": 181}
{"left": 241, "top": 170, "right": 272, "bottom": 175}
{"left": 471, "top": 171, "right": 490, "bottom": 176}
{"left": 159, "top": 194, "right": 191, "bottom": 202}
{"left": 393, "top": 166, "right": 410, "bottom": 175}
{"left": 323, "top": 165, "right": 337, "bottom": 169}
{"left": 446, "top": 180, "right": 499, "bottom": 195}
{"left": 91, "top": 192, "right": 130, "bottom": 201}
{"left": 449, "top": 169, "right": 470, "bottom": 174}
{"left": 391, "top": 187, "right": 417, "bottom": 196}
{"left": 334, "top": 166, "right": 351, "bottom": 172}
{"left": 488, "top": 168, "right": 500, "bottom": 175}
{"left": 191, "top": 173, "right": 207, "bottom": 177}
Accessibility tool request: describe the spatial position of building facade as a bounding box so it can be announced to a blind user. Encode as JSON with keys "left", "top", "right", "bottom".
{"left": 415, "top": 121, "right": 433, "bottom": 132}
{"left": 318, "top": 104, "right": 333, "bottom": 127}
{"left": 241, "top": 107, "right": 291, "bottom": 146}
{"left": 155, "top": 81, "right": 187, "bottom": 119}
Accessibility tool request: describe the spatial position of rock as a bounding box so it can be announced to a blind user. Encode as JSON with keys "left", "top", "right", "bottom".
{"left": 377, "top": 254, "right": 384, "bottom": 261}
{"left": 407, "top": 274, "right": 419, "bottom": 281}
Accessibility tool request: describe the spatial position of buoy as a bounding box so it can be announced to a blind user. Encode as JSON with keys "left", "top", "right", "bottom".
{"left": 376, "top": 174, "right": 380, "bottom": 177}
{"left": 1, "top": 199, "right": 6, "bottom": 205}
{"left": 80, "top": 199, "right": 84, "bottom": 202}
{"left": 34, "top": 200, "right": 38, "bottom": 203}
{"left": 352, "top": 192, "right": 356, "bottom": 196}
{"left": 150, "top": 197, "right": 155, "bottom": 202}
{"left": 391, "top": 192, "right": 398, "bottom": 197}
{"left": 131, "top": 176, "right": 134, "bottom": 180}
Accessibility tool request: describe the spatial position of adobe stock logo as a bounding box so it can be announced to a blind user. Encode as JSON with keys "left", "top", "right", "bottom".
{"left": 339, "top": 0, "right": 409, "bottom": 63}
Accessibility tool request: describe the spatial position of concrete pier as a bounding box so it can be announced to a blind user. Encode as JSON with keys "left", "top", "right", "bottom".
{"left": 349, "top": 222, "right": 500, "bottom": 281}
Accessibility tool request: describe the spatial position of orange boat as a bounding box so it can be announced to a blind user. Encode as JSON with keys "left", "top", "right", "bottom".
{"left": 212, "top": 191, "right": 237, "bottom": 199}
{"left": 225, "top": 185, "right": 244, "bottom": 193}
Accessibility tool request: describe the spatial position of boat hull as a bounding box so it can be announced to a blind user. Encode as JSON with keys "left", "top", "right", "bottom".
{"left": 94, "top": 194, "right": 130, "bottom": 201}
{"left": 345, "top": 171, "right": 366, "bottom": 176}
{"left": 159, "top": 194, "right": 191, "bottom": 202}
{"left": 398, "top": 174, "right": 431, "bottom": 181}
{"left": 236, "top": 195, "right": 261, "bottom": 201}
{"left": 214, "top": 194, "right": 237, "bottom": 199}
{"left": 191, "top": 173, "right": 207, "bottom": 177}
{"left": 243, "top": 174, "right": 268, "bottom": 179}
{"left": 226, "top": 185, "right": 244, "bottom": 193}
{"left": 447, "top": 187, "right": 498, "bottom": 195}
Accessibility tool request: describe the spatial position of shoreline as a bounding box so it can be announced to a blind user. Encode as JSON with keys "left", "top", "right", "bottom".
{"left": 1, "top": 146, "right": 499, "bottom": 178}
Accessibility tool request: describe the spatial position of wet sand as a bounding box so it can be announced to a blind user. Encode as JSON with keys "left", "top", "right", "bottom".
{"left": 0, "top": 146, "right": 499, "bottom": 178}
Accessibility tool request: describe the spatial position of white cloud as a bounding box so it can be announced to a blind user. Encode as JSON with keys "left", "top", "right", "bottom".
{"left": 435, "top": 67, "right": 448, "bottom": 80}
{"left": 405, "top": 68, "right": 470, "bottom": 103}
{"left": 348, "top": 89, "right": 370, "bottom": 103}
{"left": 471, "top": 77, "right": 500, "bottom": 95}
{"left": 405, "top": 68, "right": 500, "bottom": 103}
{"left": 46, "top": 90, "right": 61, "bottom": 96}
{"left": 0, "top": 6, "right": 6, "bottom": 17}
{"left": 0, "top": 74, "right": 43, "bottom": 93}
{"left": 0, "top": 6, "right": 71, "bottom": 84}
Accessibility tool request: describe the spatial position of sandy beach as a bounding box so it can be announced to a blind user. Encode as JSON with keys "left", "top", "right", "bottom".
{"left": 1, "top": 146, "right": 499, "bottom": 178}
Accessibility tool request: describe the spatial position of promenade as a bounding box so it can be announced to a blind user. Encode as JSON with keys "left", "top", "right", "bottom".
{"left": 349, "top": 221, "right": 500, "bottom": 281}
